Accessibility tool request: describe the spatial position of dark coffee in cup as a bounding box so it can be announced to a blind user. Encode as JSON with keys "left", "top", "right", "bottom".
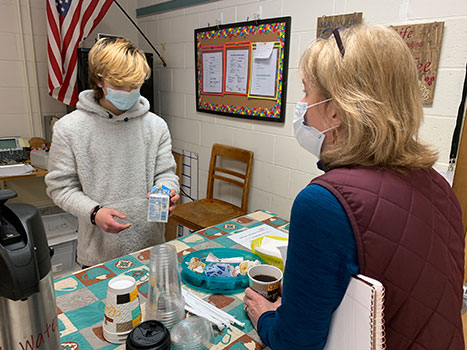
{"left": 252, "top": 274, "right": 277, "bottom": 282}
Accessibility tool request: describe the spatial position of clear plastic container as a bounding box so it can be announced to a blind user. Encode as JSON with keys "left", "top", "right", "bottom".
{"left": 41, "top": 213, "right": 77, "bottom": 244}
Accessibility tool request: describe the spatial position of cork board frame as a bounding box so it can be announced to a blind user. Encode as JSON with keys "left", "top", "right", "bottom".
{"left": 194, "top": 16, "right": 291, "bottom": 123}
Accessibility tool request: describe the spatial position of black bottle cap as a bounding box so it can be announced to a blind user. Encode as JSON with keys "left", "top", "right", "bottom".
{"left": 126, "top": 320, "right": 170, "bottom": 350}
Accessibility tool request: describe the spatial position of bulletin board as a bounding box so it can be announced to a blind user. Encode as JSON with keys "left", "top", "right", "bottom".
{"left": 194, "top": 16, "right": 291, "bottom": 123}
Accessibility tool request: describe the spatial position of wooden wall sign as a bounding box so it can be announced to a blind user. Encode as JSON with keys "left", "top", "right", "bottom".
{"left": 390, "top": 22, "right": 444, "bottom": 105}
{"left": 316, "top": 12, "right": 363, "bottom": 39}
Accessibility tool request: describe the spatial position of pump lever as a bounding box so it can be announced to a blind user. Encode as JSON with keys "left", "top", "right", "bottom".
{"left": 0, "top": 189, "right": 17, "bottom": 222}
{"left": 0, "top": 189, "right": 17, "bottom": 206}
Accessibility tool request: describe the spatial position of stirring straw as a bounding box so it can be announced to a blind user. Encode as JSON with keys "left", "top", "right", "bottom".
{"left": 182, "top": 288, "right": 245, "bottom": 328}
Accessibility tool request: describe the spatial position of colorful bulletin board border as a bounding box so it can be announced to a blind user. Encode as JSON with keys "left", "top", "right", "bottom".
{"left": 194, "top": 16, "right": 291, "bottom": 123}
{"left": 248, "top": 41, "right": 281, "bottom": 101}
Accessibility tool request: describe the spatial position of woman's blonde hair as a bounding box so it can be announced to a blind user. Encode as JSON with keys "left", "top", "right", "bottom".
{"left": 88, "top": 37, "right": 150, "bottom": 101}
{"left": 300, "top": 25, "right": 437, "bottom": 169}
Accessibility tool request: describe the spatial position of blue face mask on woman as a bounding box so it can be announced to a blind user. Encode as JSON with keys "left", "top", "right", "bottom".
{"left": 106, "top": 87, "right": 141, "bottom": 111}
{"left": 293, "top": 98, "right": 338, "bottom": 158}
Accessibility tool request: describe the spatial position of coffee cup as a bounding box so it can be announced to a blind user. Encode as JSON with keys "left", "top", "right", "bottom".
{"left": 102, "top": 275, "right": 142, "bottom": 343}
{"left": 247, "top": 264, "right": 283, "bottom": 302}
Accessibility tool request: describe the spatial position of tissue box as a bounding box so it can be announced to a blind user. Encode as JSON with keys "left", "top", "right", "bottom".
{"left": 251, "top": 236, "right": 288, "bottom": 272}
{"left": 30, "top": 150, "right": 49, "bottom": 170}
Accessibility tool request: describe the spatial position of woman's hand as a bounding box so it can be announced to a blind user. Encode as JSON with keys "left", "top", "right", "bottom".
{"left": 243, "top": 287, "right": 282, "bottom": 329}
{"left": 95, "top": 207, "right": 131, "bottom": 233}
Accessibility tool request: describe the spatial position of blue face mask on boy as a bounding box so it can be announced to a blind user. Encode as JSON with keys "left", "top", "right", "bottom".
{"left": 106, "top": 87, "right": 141, "bottom": 111}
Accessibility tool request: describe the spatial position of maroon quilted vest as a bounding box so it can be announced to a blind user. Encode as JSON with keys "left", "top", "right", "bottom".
{"left": 312, "top": 166, "right": 465, "bottom": 349}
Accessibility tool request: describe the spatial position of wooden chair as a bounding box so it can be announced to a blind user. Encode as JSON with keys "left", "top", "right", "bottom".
{"left": 172, "top": 143, "right": 253, "bottom": 231}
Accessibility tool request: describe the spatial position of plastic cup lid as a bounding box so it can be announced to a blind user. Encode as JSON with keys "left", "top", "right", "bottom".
{"left": 126, "top": 320, "right": 171, "bottom": 350}
{"left": 171, "top": 316, "right": 213, "bottom": 348}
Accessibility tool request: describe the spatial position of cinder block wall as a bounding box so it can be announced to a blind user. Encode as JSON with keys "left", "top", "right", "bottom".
{"left": 0, "top": 0, "right": 137, "bottom": 207}
{"left": 136, "top": 0, "right": 467, "bottom": 219}
{"left": 1, "top": 1, "right": 466, "bottom": 217}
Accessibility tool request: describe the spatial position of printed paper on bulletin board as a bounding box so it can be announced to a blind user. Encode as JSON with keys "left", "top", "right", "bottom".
{"left": 390, "top": 22, "right": 444, "bottom": 105}
{"left": 194, "top": 17, "right": 291, "bottom": 123}
{"left": 316, "top": 12, "right": 363, "bottom": 39}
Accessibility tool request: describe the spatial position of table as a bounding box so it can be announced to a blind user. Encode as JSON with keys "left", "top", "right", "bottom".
{"left": 55, "top": 210, "right": 290, "bottom": 350}
{"left": 0, "top": 166, "right": 47, "bottom": 181}
{"left": 0, "top": 166, "right": 47, "bottom": 189}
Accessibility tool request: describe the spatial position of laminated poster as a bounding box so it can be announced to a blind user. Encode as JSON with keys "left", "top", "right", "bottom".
{"left": 202, "top": 50, "right": 223, "bottom": 94}
{"left": 250, "top": 43, "right": 279, "bottom": 98}
{"left": 225, "top": 48, "right": 250, "bottom": 94}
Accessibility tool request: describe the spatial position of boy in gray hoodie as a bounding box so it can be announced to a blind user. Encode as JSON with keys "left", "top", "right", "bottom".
{"left": 46, "top": 37, "right": 179, "bottom": 267}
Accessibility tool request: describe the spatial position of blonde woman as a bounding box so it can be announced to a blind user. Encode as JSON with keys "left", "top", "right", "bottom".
{"left": 244, "top": 25, "right": 465, "bottom": 349}
{"left": 46, "top": 37, "right": 179, "bottom": 267}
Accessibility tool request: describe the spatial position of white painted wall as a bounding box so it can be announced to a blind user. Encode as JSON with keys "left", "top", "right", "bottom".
{"left": 0, "top": 0, "right": 136, "bottom": 207}
{"left": 0, "top": 0, "right": 138, "bottom": 141}
{"left": 0, "top": 0, "right": 60, "bottom": 138}
{"left": 1, "top": 0, "right": 466, "bottom": 218}
{"left": 135, "top": 0, "right": 467, "bottom": 220}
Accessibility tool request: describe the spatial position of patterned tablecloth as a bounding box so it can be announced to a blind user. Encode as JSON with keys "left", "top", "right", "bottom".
{"left": 56, "top": 210, "right": 290, "bottom": 350}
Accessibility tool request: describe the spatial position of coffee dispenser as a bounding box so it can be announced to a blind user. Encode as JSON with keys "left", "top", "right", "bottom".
{"left": 0, "top": 189, "right": 61, "bottom": 350}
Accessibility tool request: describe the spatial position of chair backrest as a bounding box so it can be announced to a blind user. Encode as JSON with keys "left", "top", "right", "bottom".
{"left": 206, "top": 144, "right": 253, "bottom": 212}
{"left": 172, "top": 151, "right": 183, "bottom": 187}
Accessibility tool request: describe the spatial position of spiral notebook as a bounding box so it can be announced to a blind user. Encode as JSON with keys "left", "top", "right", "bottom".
{"left": 324, "top": 274, "right": 386, "bottom": 350}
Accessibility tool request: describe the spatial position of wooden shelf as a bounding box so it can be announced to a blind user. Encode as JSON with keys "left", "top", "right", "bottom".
{"left": 0, "top": 166, "right": 48, "bottom": 182}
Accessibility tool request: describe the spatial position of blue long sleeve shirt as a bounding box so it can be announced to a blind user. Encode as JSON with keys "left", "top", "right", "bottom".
{"left": 257, "top": 184, "right": 359, "bottom": 349}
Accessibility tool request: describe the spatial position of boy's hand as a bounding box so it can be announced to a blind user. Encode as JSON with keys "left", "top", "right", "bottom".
{"left": 146, "top": 188, "right": 180, "bottom": 216}
{"left": 95, "top": 208, "right": 131, "bottom": 233}
{"left": 169, "top": 188, "right": 180, "bottom": 216}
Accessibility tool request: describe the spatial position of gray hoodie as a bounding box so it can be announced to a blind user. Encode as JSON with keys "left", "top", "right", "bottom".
{"left": 45, "top": 90, "right": 179, "bottom": 266}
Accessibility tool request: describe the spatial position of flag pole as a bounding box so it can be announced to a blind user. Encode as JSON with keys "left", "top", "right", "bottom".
{"left": 113, "top": 0, "right": 167, "bottom": 67}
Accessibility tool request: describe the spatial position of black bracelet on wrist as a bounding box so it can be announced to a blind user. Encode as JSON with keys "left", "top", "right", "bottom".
{"left": 90, "top": 205, "right": 102, "bottom": 225}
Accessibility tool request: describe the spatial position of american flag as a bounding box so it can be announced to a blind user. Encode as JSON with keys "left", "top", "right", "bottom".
{"left": 47, "top": 0, "right": 113, "bottom": 106}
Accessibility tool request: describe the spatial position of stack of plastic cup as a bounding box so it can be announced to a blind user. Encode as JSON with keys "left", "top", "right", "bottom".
{"left": 146, "top": 244, "right": 185, "bottom": 329}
